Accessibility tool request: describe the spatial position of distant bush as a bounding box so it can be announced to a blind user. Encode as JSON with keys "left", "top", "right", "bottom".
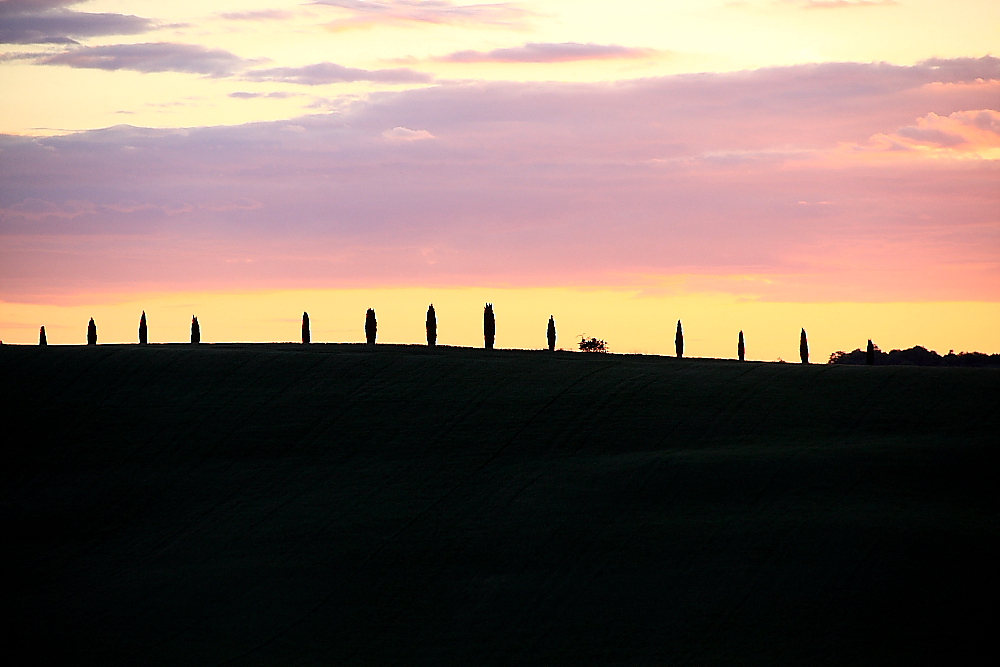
{"left": 579, "top": 337, "right": 608, "bottom": 353}
{"left": 799, "top": 328, "right": 809, "bottom": 364}
{"left": 829, "top": 345, "right": 1000, "bottom": 367}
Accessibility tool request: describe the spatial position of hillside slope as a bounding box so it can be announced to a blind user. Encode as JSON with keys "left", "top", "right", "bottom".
{"left": 3, "top": 344, "right": 997, "bottom": 666}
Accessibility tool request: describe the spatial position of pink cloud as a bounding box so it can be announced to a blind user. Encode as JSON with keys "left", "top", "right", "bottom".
{"left": 1, "top": 57, "right": 997, "bottom": 301}
{"left": 382, "top": 126, "right": 434, "bottom": 141}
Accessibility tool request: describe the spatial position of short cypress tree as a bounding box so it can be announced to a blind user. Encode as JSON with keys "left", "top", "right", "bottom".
{"left": 87, "top": 318, "right": 97, "bottom": 345}
{"left": 39, "top": 326, "right": 47, "bottom": 346}
{"left": 738, "top": 330, "right": 745, "bottom": 361}
{"left": 139, "top": 311, "right": 147, "bottom": 345}
{"left": 547, "top": 315, "right": 556, "bottom": 351}
{"left": 866, "top": 339, "right": 875, "bottom": 366}
{"left": 484, "top": 303, "right": 495, "bottom": 350}
{"left": 426, "top": 304, "right": 437, "bottom": 347}
{"left": 302, "top": 312, "right": 311, "bottom": 345}
{"left": 365, "top": 308, "right": 377, "bottom": 346}
{"left": 675, "top": 320, "right": 684, "bottom": 358}
{"left": 191, "top": 316, "right": 201, "bottom": 345}
{"left": 799, "top": 328, "right": 809, "bottom": 364}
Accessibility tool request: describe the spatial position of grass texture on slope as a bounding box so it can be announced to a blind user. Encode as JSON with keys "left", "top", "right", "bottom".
{"left": 3, "top": 344, "right": 997, "bottom": 666}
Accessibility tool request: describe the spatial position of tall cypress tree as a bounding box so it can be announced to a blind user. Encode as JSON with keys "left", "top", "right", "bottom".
{"left": 87, "top": 318, "right": 97, "bottom": 345}
{"left": 426, "top": 304, "right": 437, "bottom": 347}
{"left": 191, "top": 316, "right": 201, "bottom": 345}
{"left": 139, "top": 311, "right": 147, "bottom": 346}
{"left": 484, "top": 303, "right": 495, "bottom": 350}
{"left": 866, "top": 339, "right": 875, "bottom": 366}
{"left": 799, "top": 328, "right": 809, "bottom": 364}
{"left": 365, "top": 308, "right": 377, "bottom": 346}
{"left": 675, "top": 320, "right": 684, "bottom": 358}
{"left": 302, "top": 312, "right": 311, "bottom": 345}
{"left": 39, "top": 326, "right": 47, "bottom": 346}
{"left": 738, "top": 330, "right": 745, "bottom": 361}
{"left": 547, "top": 315, "right": 556, "bottom": 352}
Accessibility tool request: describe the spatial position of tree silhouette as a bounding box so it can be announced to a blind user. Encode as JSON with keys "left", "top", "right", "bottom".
{"left": 830, "top": 345, "right": 999, "bottom": 367}
{"left": 191, "top": 316, "right": 201, "bottom": 345}
{"left": 738, "top": 330, "right": 745, "bottom": 362}
{"left": 87, "top": 318, "right": 97, "bottom": 345}
{"left": 39, "top": 326, "right": 47, "bottom": 346}
{"left": 139, "top": 311, "right": 147, "bottom": 345}
{"left": 800, "top": 328, "right": 809, "bottom": 364}
{"left": 302, "top": 312, "right": 311, "bottom": 345}
{"left": 866, "top": 339, "right": 875, "bottom": 366}
{"left": 547, "top": 315, "right": 556, "bottom": 352}
{"left": 484, "top": 303, "right": 495, "bottom": 350}
{"left": 366, "top": 308, "right": 377, "bottom": 346}
{"left": 675, "top": 320, "right": 684, "bottom": 358}
{"left": 426, "top": 304, "right": 437, "bottom": 347}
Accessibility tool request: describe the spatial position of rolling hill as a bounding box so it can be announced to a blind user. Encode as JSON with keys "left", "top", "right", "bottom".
{"left": 3, "top": 343, "right": 996, "bottom": 665}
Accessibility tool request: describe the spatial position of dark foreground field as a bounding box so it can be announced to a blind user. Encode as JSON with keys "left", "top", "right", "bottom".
{"left": 3, "top": 344, "right": 996, "bottom": 666}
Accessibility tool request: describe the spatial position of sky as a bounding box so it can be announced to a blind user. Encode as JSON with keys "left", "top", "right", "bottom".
{"left": 1, "top": 0, "right": 998, "bottom": 357}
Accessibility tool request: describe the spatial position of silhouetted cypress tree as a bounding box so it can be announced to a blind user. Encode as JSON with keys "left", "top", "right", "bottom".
{"left": 139, "top": 311, "right": 147, "bottom": 345}
{"left": 39, "top": 326, "right": 47, "bottom": 346}
{"left": 87, "top": 318, "right": 97, "bottom": 345}
{"left": 866, "top": 339, "right": 875, "bottom": 366}
{"left": 366, "top": 308, "right": 377, "bottom": 346}
{"left": 799, "top": 328, "right": 809, "bottom": 364}
{"left": 191, "top": 316, "right": 200, "bottom": 345}
{"left": 675, "top": 320, "right": 684, "bottom": 358}
{"left": 484, "top": 303, "right": 495, "bottom": 350}
{"left": 302, "top": 312, "right": 310, "bottom": 345}
{"left": 547, "top": 315, "right": 556, "bottom": 351}
{"left": 738, "top": 330, "right": 745, "bottom": 361}
{"left": 426, "top": 304, "right": 437, "bottom": 347}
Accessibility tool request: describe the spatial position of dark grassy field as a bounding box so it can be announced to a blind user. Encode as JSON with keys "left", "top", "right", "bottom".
{"left": 3, "top": 343, "right": 996, "bottom": 666}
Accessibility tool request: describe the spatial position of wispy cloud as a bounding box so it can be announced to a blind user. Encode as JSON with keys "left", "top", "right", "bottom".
{"left": 243, "top": 61, "right": 432, "bottom": 85}
{"left": 218, "top": 9, "right": 297, "bottom": 21}
{"left": 38, "top": 42, "right": 252, "bottom": 76}
{"left": 436, "top": 42, "right": 657, "bottom": 64}
{"left": 382, "top": 126, "right": 434, "bottom": 140}
{"left": 27, "top": 42, "right": 432, "bottom": 85}
{"left": 784, "top": 0, "right": 897, "bottom": 8}
{"left": 229, "top": 91, "right": 301, "bottom": 99}
{"left": 0, "top": 0, "right": 157, "bottom": 45}
{"left": 310, "top": 0, "right": 534, "bottom": 31}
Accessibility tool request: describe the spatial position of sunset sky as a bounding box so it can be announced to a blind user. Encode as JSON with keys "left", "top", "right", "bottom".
{"left": 1, "top": 0, "right": 998, "bottom": 358}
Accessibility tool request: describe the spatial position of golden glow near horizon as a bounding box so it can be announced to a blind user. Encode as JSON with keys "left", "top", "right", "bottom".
{"left": 2, "top": 1, "right": 999, "bottom": 134}
{"left": 3, "top": 288, "right": 998, "bottom": 358}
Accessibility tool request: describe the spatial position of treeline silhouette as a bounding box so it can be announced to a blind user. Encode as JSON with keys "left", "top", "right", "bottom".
{"left": 25, "top": 309, "right": 996, "bottom": 364}
{"left": 830, "top": 344, "right": 1000, "bottom": 367}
